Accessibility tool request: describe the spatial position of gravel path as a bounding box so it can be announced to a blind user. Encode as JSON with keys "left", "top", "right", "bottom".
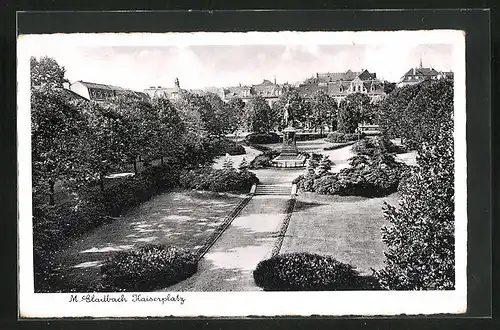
{"left": 162, "top": 195, "right": 289, "bottom": 292}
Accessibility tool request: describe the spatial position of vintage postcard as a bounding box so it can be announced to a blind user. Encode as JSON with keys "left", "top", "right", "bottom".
{"left": 18, "top": 30, "right": 466, "bottom": 318}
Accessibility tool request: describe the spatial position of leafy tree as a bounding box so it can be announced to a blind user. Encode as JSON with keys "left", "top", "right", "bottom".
{"left": 337, "top": 93, "right": 372, "bottom": 133}
{"left": 378, "top": 83, "right": 424, "bottom": 141}
{"left": 227, "top": 96, "right": 246, "bottom": 130}
{"left": 31, "top": 88, "right": 90, "bottom": 204}
{"left": 205, "top": 92, "right": 242, "bottom": 136}
{"left": 402, "top": 79, "right": 454, "bottom": 150}
{"left": 152, "top": 97, "right": 185, "bottom": 165}
{"left": 30, "top": 56, "right": 68, "bottom": 89}
{"left": 244, "top": 95, "right": 274, "bottom": 133}
{"left": 106, "top": 95, "right": 159, "bottom": 173}
{"left": 174, "top": 92, "right": 211, "bottom": 144}
{"left": 310, "top": 90, "right": 337, "bottom": 134}
{"left": 383, "top": 81, "right": 396, "bottom": 94}
{"left": 273, "top": 87, "right": 310, "bottom": 129}
{"left": 378, "top": 117, "right": 454, "bottom": 290}
{"left": 83, "top": 102, "right": 130, "bottom": 192}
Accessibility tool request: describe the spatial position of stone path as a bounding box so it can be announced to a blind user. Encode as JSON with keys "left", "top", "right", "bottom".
{"left": 162, "top": 195, "right": 290, "bottom": 292}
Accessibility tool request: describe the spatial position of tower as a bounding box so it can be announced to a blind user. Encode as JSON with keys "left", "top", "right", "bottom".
{"left": 174, "top": 77, "right": 180, "bottom": 89}
{"left": 419, "top": 57, "right": 423, "bottom": 68}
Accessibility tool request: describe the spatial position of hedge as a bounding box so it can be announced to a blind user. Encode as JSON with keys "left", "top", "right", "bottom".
{"left": 326, "top": 131, "right": 365, "bottom": 143}
{"left": 245, "top": 132, "right": 281, "bottom": 144}
{"left": 101, "top": 245, "right": 198, "bottom": 291}
{"left": 253, "top": 252, "right": 360, "bottom": 291}
{"left": 179, "top": 167, "right": 259, "bottom": 193}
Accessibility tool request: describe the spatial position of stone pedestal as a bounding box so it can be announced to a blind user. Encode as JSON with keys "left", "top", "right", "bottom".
{"left": 271, "top": 126, "right": 306, "bottom": 168}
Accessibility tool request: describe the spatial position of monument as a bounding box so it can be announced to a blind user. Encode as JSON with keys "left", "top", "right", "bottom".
{"left": 271, "top": 101, "right": 306, "bottom": 168}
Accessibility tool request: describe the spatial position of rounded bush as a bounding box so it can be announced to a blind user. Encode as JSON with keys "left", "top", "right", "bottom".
{"left": 253, "top": 252, "right": 359, "bottom": 291}
{"left": 245, "top": 132, "right": 281, "bottom": 144}
{"left": 101, "top": 244, "right": 198, "bottom": 292}
{"left": 326, "top": 131, "right": 365, "bottom": 143}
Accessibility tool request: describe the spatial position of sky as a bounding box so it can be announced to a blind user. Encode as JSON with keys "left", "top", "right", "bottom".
{"left": 24, "top": 34, "right": 454, "bottom": 92}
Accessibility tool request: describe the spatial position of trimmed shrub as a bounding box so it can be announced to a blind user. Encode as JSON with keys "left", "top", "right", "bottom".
{"left": 295, "top": 151, "right": 407, "bottom": 197}
{"left": 179, "top": 167, "right": 259, "bottom": 193}
{"left": 248, "top": 149, "right": 280, "bottom": 169}
{"left": 101, "top": 245, "right": 198, "bottom": 291}
{"left": 245, "top": 132, "right": 281, "bottom": 144}
{"left": 295, "top": 133, "right": 327, "bottom": 141}
{"left": 253, "top": 252, "right": 359, "bottom": 291}
{"left": 326, "top": 131, "right": 365, "bottom": 143}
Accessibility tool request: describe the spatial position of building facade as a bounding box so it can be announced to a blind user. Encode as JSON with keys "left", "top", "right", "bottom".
{"left": 300, "top": 69, "right": 386, "bottom": 104}
{"left": 67, "top": 81, "right": 149, "bottom": 102}
{"left": 221, "top": 79, "right": 285, "bottom": 107}
{"left": 397, "top": 63, "right": 454, "bottom": 88}
{"left": 143, "top": 78, "right": 183, "bottom": 100}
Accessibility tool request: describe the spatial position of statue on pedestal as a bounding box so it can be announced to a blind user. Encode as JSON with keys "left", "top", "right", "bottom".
{"left": 283, "top": 101, "right": 294, "bottom": 128}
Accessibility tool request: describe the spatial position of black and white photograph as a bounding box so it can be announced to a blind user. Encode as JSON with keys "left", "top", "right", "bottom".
{"left": 17, "top": 30, "right": 467, "bottom": 317}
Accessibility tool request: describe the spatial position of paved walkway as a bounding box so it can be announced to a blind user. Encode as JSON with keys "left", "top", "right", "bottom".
{"left": 162, "top": 195, "right": 289, "bottom": 291}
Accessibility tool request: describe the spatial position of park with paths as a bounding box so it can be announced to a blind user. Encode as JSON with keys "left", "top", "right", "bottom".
{"left": 49, "top": 140, "right": 414, "bottom": 291}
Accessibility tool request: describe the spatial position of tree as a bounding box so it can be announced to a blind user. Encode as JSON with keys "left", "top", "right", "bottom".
{"left": 106, "top": 95, "right": 159, "bottom": 174}
{"left": 83, "top": 102, "right": 130, "bottom": 192}
{"left": 238, "top": 157, "right": 249, "bottom": 171}
{"left": 378, "top": 83, "right": 424, "bottom": 141}
{"left": 205, "top": 92, "right": 241, "bottom": 136}
{"left": 31, "top": 89, "right": 90, "bottom": 204}
{"left": 310, "top": 90, "right": 337, "bottom": 134}
{"left": 227, "top": 97, "right": 246, "bottom": 131}
{"left": 378, "top": 117, "right": 454, "bottom": 290}
{"left": 273, "top": 87, "right": 310, "bottom": 129}
{"left": 30, "top": 56, "right": 68, "bottom": 89}
{"left": 337, "top": 93, "right": 372, "bottom": 133}
{"left": 401, "top": 79, "right": 454, "bottom": 150}
{"left": 222, "top": 156, "right": 234, "bottom": 170}
{"left": 383, "top": 81, "right": 396, "bottom": 94}
{"left": 316, "top": 155, "right": 332, "bottom": 176}
{"left": 152, "top": 97, "right": 185, "bottom": 165}
{"left": 244, "top": 95, "right": 274, "bottom": 133}
{"left": 173, "top": 94, "right": 208, "bottom": 149}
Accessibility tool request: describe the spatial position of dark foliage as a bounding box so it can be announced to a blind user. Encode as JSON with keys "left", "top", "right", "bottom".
{"left": 245, "top": 132, "right": 281, "bottom": 144}
{"left": 377, "top": 119, "right": 455, "bottom": 290}
{"left": 248, "top": 150, "right": 281, "bottom": 169}
{"left": 295, "top": 133, "right": 327, "bottom": 141}
{"left": 326, "top": 131, "right": 365, "bottom": 143}
{"left": 296, "top": 145, "right": 407, "bottom": 197}
{"left": 253, "top": 252, "right": 360, "bottom": 291}
{"left": 179, "top": 167, "right": 259, "bottom": 193}
{"left": 211, "top": 138, "right": 246, "bottom": 156}
{"left": 101, "top": 245, "right": 198, "bottom": 292}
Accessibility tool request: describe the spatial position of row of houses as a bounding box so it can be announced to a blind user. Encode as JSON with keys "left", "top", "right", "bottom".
{"left": 62, "top": 63, "right": 453, "bottom": 105}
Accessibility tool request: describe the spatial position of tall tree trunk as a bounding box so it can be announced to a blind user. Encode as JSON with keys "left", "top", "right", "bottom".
{"left": 48, "top": 180, "right": 55, "bottom": 206}
{"left": 160, "top": 155, "right": 164, "bottom": 165}
{"left": 133, "top": 160, "right": 138, "bottom": 174}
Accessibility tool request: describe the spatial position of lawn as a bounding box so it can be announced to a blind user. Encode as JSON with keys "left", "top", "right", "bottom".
{"left": 280, "top": 191, "right": 400, "bottom": 276}
{"left": 51, "top": 189, "right": 244, "bottom": 291}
